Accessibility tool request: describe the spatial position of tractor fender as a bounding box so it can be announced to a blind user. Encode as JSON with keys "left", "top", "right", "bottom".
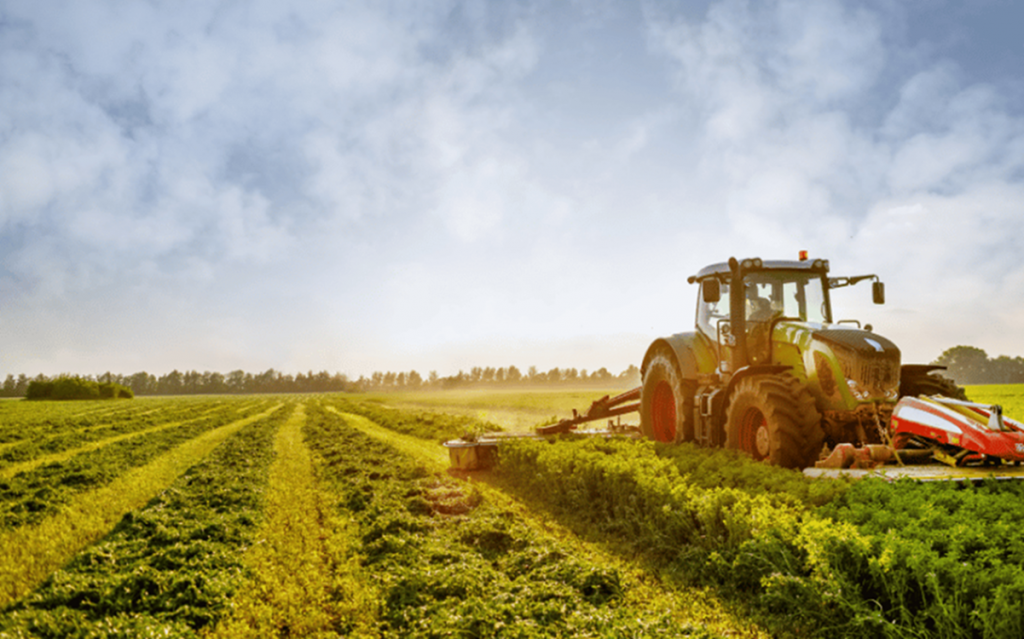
{"left": 901, "top": 364, "right": 947, "bottom": 377}
{"left": 641, "top": 332, "right": 717, "bottom": 381}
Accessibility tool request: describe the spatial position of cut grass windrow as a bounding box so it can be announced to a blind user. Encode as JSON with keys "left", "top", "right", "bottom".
{"left": 0, "top": 398, "right": 219, "bottom": 447}
{"left": 326, "top": 397, "right": 500, "bottom": 442}
{"left": 0, "top": 403, "right": 283, "bottom": 607}
{"left": 324, "top": 406, "right": 449, "bottom": 470}
{"left": 0, "top": 400, "right": 240, "bottom": 470}
{"left": 0, "top": 405, "right": 278, "bottom": 532}
{"left": 206, "top": 402, "right": 376, "bottom": 638}
{"left": 0, "top": 408, "right": 242, "bottom": 481}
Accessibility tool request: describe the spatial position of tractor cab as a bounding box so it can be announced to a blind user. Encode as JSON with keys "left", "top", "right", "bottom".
{"left": 691, "top": 257, "right": 835, "bottom": 372}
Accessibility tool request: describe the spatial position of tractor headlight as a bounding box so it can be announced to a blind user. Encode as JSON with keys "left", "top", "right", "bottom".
{"left": 846, "top": 378, "right": 869, "bottom": 401}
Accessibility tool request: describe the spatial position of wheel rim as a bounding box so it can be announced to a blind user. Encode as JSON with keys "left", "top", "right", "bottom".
{"left": 739, "top": 407, "right": 770, "bottom": 460}
{"left": 651, "top": 381, "right": 676, "bottom": 442}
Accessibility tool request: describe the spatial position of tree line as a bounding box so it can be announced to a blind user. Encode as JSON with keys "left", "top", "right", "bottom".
{"left": 0, "top": 365, "right": 642, "bottom": 398}
{"left": 933, "top": 346, "right": 1024, "bottom": 385}
{"left": 2, "top": 346, "right": 1020, "bottom": 398}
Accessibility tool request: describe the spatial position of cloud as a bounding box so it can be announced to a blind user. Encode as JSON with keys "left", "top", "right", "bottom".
{"left": 2, "top": 0, "right": 1024, "bottom": 376}
{"left": 638, "top": 0, "right": 1024, "bottom": 361}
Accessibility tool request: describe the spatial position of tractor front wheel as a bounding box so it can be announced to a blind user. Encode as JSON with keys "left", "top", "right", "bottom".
{"left": 725, "top": 374, "right": 823, "bottom": 468}
{"left": 900, "top": 371, "right": 968, "bottom": 401}
{"left": 640, "top": 352, "right": 695, "bottom": 443}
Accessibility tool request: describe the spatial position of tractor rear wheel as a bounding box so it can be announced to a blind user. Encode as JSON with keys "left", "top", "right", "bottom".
{"left": 900, "top": 371, "right": 968, "bottom": 401}
{"left": 640, "top": 352, "right": 695, "bottom": 443}
{"left": 724, "top": 374, "right": 823, "bottom": 468}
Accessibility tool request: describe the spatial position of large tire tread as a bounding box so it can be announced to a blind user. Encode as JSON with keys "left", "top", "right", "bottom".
{"left": 640, "top": 351, "right": 695, "bottom": 443}
{"left": 725, "top": 374, "right": 823, "bottom": 468}
{"left": 900, "top": 372, "right": 969, "bottom": 401}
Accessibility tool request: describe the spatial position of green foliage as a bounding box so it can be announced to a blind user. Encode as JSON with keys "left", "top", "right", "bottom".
{"left": 0, "top": 399, "right": 237, "bottom": 469}
{"left": 0, "top": 401, "right": 276, "bottom": 530}
{"left": 25, "top": 376, "right": 132, "bottom": 401}
{"left": 657, "top": 442, "right": 852, "bottom": 508}
{"left": 0, "top": 403, "right": 287, "bottom": 637}
{"left": 496, "top": 433, "right": 1024, "bottom": 638}
{"left": 934, "top": 346, "right": 1024, "bottom": 384}
{"left": 816, "top": 478, "right": 1024, "bottom": 636}
{"left": 330, "top": 397, "right": 501, "bottom": 441}
{"left": 304, "top": 403, "right": 690, "bottom": 638}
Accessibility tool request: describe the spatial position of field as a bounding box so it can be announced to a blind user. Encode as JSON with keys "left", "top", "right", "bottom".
{"left": 0, "top": 385, "right": 1022, "bottom": 637}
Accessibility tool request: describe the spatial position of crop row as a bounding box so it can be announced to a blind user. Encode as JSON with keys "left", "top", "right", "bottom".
{"left": 325, "top": 396, "right": 500, "bottom": 441}
{"left": 0, "top": 401, "right": 291, "bottom": 637}
{"left": 0, "top": 401, "right": 140, "bottom": 445}
{"left": 0, "top": 399, "right": 249, "bottom": 471}
{"left": 0, "top": 396, "right": 251, "bottom": 452}
{"left": 0, "top": 399, "right": 278, "bottom": 531}
{"left": 497, "top": 435, "right": 1024, "bottom": 638}
{"left": 302, "top": 401, "right": 698, "bottom": 638}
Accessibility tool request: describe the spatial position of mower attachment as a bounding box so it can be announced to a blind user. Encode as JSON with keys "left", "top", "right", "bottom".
{"left": 891, "top": 396, "right": 1024, "bottom": 466}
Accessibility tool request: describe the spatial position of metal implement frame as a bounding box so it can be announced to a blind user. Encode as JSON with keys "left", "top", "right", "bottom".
{"left": 535, "top": 388, "right": 640, "bottom": 435}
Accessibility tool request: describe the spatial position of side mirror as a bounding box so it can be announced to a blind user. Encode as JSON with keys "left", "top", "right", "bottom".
{"left": 873, "top": 281, "right": 885, "bottom": 304}
{"left": 703, "top": 279, "right": 721, "bottom": 303}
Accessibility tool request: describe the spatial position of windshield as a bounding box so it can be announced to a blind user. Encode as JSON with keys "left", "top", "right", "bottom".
{"left": 744, "top": 271, "right": 830, "bottom": 324}
{"left": 697, "top": 270, "right": 830, "bottom": 340}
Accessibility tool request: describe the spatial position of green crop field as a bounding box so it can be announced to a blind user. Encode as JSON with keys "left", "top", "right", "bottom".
{"left": 1, "top": 385, "right": 1023, "bottom": 637}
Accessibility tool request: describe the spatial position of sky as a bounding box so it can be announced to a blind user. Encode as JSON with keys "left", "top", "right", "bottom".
{"left": 2, "top": 0, "right": 1024, "bottom": 380}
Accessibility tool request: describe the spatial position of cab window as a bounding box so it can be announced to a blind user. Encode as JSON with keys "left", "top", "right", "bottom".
{"left": 697, "top": 279, "right": 730, "bottom": 340}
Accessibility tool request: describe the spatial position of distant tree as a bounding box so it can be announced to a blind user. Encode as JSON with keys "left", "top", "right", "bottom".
{"left": 26, "top": 375, "right": 131, "bottom": 400}
{"left": 619, "top": 364, "right": 641, "bottom": 385}
{"left": 158, "top": 370, "right": 185, "bottom": 395}
{"left": 988, "top": 356, "right": 1024, "bottom": 384}
{"left": 933, "top": 346, "right": 991, "bottom": 385}
{"left": 507, "top": 366, "right": 522, "bottom": 383}
{"left": 203, "top": 371, "right": 226, "bottom": 394}
{"left": 226, "top": 370, "right": 247, "bottom": 393}
{"left": 407, "top": 370, "right": 423, "bottom": 388}
{"left": 128, "top": 372, "right": 156, "bottom": 395}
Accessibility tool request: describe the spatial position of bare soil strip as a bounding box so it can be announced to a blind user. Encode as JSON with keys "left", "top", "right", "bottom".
{"left": 207, "top": 402, "right": 376, "bottom": 638}
{"left": 0, "top": 403, "right": 283, "bottom": 606}
{"left": 331, "top": 407, "right": 769, "bottom": 638}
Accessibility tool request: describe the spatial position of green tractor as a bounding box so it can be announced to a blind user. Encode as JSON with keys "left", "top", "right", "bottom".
{"left": 639, "top": 255, "right": 961, "bottom": 468}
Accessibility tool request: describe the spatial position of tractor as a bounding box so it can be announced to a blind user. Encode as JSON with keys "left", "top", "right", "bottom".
{"left": 638, "top": 254, "right": 963, "bottom": 468}
{"left": 444, "top": 253, "right": 986, "bottom": 473}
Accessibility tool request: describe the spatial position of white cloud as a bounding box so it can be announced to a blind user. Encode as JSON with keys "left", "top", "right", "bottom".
{"left": 2, "top": 0, "right": 1024, "bottom": 376}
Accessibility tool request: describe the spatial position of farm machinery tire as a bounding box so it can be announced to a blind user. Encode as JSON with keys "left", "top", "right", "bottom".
{"left": 900, "top": 371, "right": 969, "bottom": 401}
{"left": 725, "top": 374, "right": 824, "bottom": 468}
{"left": 640, "top": 352, "right": 695, "bottom": 443}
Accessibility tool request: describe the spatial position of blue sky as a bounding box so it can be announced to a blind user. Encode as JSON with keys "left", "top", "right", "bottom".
{"left": 2, "top": 0, "right": 1023, "bottom": 379}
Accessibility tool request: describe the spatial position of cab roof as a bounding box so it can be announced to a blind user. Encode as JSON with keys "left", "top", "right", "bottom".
{"left": 688, "top": 258, "right": 830, "bottom": 282}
